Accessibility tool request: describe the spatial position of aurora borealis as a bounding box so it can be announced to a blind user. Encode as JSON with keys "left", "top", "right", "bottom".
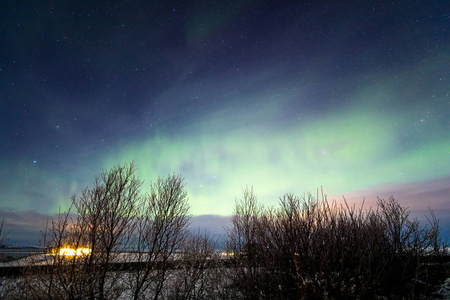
{"left": 1, "top": 1, "right": 449, "bottom": 244}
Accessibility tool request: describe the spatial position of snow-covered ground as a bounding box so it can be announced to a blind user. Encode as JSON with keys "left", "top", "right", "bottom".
{"left": 1, "top": 253, "right": 449, "bottom": 299}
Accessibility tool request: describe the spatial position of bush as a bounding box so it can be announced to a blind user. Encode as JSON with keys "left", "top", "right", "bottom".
{"left": 1, "top": 165, "right": 447, "bottom": 299}
{"left": 224, "top": 188, "right": 447, "bottom": 299}
{"left": 5, "top": 163, "right": 216, "bottom": 300}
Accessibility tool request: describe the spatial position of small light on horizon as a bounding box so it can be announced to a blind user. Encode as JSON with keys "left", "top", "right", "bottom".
{"left": 56, "top": 246, "right": 91, "bottom": 257}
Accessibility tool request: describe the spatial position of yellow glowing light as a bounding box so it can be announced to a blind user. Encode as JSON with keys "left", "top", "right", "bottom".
{"left": 57, "top": 247, "right": 91, "bottom": 257}
{"left": 220, "top": 251, "right": 234, "bottom": 257}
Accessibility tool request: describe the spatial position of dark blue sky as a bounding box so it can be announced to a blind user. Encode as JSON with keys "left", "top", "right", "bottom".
{"left": 1, "top": 1, "right": 449, "bottom": 244}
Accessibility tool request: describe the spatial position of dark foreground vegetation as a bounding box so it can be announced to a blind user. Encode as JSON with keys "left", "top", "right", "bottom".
{"left": 224, "top": 188, "right": 449, "bottom": 299}
{"left": 0, "top": 162, "right": 448, "bottom": 299}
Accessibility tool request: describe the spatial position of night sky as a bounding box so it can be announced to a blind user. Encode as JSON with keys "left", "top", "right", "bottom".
{"left": 1, "top": 1, "right": 449, "bottom": 244}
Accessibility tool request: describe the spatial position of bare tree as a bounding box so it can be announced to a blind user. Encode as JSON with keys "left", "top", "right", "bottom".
{"left": 127, "top": 174, "right": 190, "bottom": 300}
{"left": 4, "top": 167, "right": 447, "bottom": 299}
{"left": 224, "top": 190, "right": 447, "bottom": 299}
{"left": 166, "top": 230, "right": 220, "bottom": 300}
{"left": 14, "top": 162, "right": 142, "bottom": 300}
{"left": 223, "top": 186, "right": 271, "bottom": 299}
{"left": 6, "top": 166, "right": 218, "bottom": 300}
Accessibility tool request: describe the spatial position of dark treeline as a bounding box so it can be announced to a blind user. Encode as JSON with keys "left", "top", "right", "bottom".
{"left": 0, "top": 162, "right": 448, "bottom": 299}
{"left": 223, "top": 187, "right": 448, "bottom": 299}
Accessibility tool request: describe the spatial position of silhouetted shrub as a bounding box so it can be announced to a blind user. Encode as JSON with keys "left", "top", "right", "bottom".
{"left": 1, "top": 169, "right": 447, "bottom": 299}
{"left": 4, "top": 163, "right": 216, "bottom": 300}
{"left": 224, "top": 188, "right": 447, "bottom": 299}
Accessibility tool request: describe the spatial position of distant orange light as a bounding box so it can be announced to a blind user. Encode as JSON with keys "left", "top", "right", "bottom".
{"left": 56, "top": 247, "right": 91, "bottom": 257}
